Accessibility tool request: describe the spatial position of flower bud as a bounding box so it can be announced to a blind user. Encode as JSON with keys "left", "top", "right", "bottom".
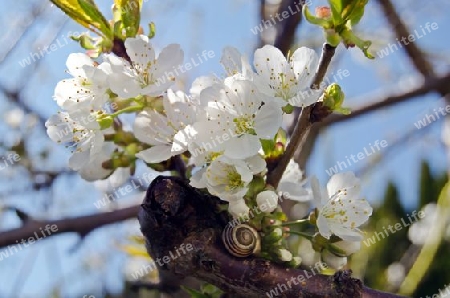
{"left": 322, "top": 83, "right": 350, "bottom": 115}
{"left": 278, "top": 248, "right": 293, "bottom": 262}
{"left": 321, "top": 250, "right": 347, "bottom": 269}
{"left": 315, "top": 6, "right": 331, "bottom": 19}
{"left": 330, "top": 240, "right": 361, "bottom": 256}
{"left": 256, "top": 190, "right": 278, "bottom": 213}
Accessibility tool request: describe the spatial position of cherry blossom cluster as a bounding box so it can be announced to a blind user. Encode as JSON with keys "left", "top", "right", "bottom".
{"left": 46, "top": 34, "right": 372, "bottom": 268}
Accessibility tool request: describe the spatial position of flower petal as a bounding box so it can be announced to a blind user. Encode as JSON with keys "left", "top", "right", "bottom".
{"left": 327, "top": 172, "right": 361, "bottom": 198}
{"left": 136, "top": 146, "right": 173, "bottom": 163}
{"left": 223, "top": 134, "right": 261, "bottom": 159}
{"left": 290, "top": 47, "right": 319, "bottom": 90}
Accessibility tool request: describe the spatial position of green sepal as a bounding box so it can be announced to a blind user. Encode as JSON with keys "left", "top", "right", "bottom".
{"left": 97, "top": 115, "right": 114, "bottom": 129}
{"left": 282, "top": 103, "right": 294, "bottom": 114}
{"left": 148, "top": 22, "right": 156, "bottom": 39}
{"left": 324, "top": 29, "right": 341, "bottom": 47}
{"left": 246, "top": 176, "right": 266, "bottom": 199}
{"left": 303, "top": 5, "right": 332, "bottom": 28}
{"left": 70, "top": 33, "right": 97, "bottom": 50}
{"left": 340, "top": 27, "right": 374, "bottom": 59}
{"left": 326, "top": 243, "right": 347, "bottom": 257}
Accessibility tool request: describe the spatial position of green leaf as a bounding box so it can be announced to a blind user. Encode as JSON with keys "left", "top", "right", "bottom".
{"left": 200, "top": 284, "right": 223, "bottom": 297}
{"left": 328, "top": 0, "right": 344, "bottom": 14}
{"left": 327, "top": 243, "right": 347, "bottom": 257}
{"left": 114, "top": 0, "right": 141, "bottom": 38}
{"left": 327, "top": 0, "right": 344, "bottom": 25}
{"left": 181, "top": 286, "right": 210, "bottom": 298}
{"left": 261, "top": 139, "right": 275, "bottom": 156}
{"left": 324, "top": 30, "right": 342, "bottom": 47}
{"left": 340, "top": 0, "right": 359, "bottom": 21}
{"left": 345, "top": 0, "right": 369, "bottom": 26}
{"left": 50, "top": 0, "right": 111, "bottom": 37}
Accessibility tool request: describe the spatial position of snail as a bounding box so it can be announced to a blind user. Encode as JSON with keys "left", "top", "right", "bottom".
{"left": 222, "top": 223, "right": 261, "bottom": 257}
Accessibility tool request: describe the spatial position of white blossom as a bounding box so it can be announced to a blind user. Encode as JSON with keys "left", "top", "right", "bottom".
{"left": 278, "top": 248, "right": 293, "bottom": 262}
{"left": 311, "top": 172, "right": 373, "bottom": 241}
{"left": 256, "top": 190, "right": 278, "bottom": 213}
{"left": 45, "top": 109, "right": 105, "bottom": 171}
{"left": 54, "top": 53, "right": 110, "bottom": 112}
{"left": 193, "top": 79, "right": 282, "bottom": 159}
{"left": 227, "top": 198, "right": 250, "bottom": 219}
{"left": 278, "top": 159, "right": 311, "bottom": 202}
{"left": 190, "top": 155, "right": 266, "bottom": 202}
{"left": 105, "top": 35, "right": 183, "bottom": 98}
{"left": 134, "top": 90, "right": 196, "bottom": 163}
{"left": 330, "top": 240, "right": 361, "bottom": 256}
{"left": 321, "top": 250, "right": 347, "bottom": 270}
{"left": 220, "top": 47, "right": 254, "bottom": 80}
{"left": 189, "top": 75, "right": 222, "bottom": 100}
{"left": 78, "top": 143, "right": 116, "bottom": 181}
{"left": 253, "top": 45, "right": 321, "bottom": 107}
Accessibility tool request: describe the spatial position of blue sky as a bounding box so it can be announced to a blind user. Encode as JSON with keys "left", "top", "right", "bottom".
{"left": 0, "top": 0, "right": 449, "bottom": 297}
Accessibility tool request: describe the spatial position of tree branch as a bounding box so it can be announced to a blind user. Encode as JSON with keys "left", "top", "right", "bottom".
{"left": 0, "top": 205, "right": 139, "bottom": 249}
{"left": 267, "top": 105, "right": 313, "bottom": 188}
{"left": 322, "top": 72, "right": 450, "bottom": 127}
{"left": 259, "top": 0, "right": 304, "bottom": 55}
{"left": 138, "top": 176, "right": 406, "bottom": 298}
{"left": 310, "top": 44, "right": 336, "bottom": 89}
{"left": 376, "top": 0, "right": 434, "bottom": 77}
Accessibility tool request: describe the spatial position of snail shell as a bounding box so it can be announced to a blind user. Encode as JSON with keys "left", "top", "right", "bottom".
{"left": 222, "top": 223, "right": 261, "bottom": 257}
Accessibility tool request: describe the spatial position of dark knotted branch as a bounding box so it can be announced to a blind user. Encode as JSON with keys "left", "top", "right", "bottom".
{"left": 139, "top": 176, "right": 405, "bottom": 298}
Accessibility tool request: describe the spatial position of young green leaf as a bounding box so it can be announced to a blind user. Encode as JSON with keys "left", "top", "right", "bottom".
{"left": 50, "top": 0, "right": 111, "bottom": 37}
{"left": 114, "top": 0, "right": 142, "bottom": 38}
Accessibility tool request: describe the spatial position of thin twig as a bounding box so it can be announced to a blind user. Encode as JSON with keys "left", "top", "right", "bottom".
{"left": 322, "top": 72, "right": 450, "bottom": 127}
{"left": 267, "top": 105, "right": 313, "bottom": 188}
{"left": 0, "top": 205, "right": 139, "bottom": 249}
{"left": 311, "top": 43, "right": 336, "bottom": 89}
{"left": 376, "top": 0, "right": 434, "bottom": 77}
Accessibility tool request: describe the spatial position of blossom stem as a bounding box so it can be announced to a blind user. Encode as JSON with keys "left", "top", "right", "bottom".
{"left": 287, "top": 230, "right": 314, "bottom": 240}
{"left": 111, "top": 105, "right": 144, "bottom": 117}
{"left": 279, "top": 219, "right": 310, "bottom": 226}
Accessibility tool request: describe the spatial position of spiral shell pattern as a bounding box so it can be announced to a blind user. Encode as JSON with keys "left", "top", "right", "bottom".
{"left": 222, "top": 223, "right": 261, "bottom": 257}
